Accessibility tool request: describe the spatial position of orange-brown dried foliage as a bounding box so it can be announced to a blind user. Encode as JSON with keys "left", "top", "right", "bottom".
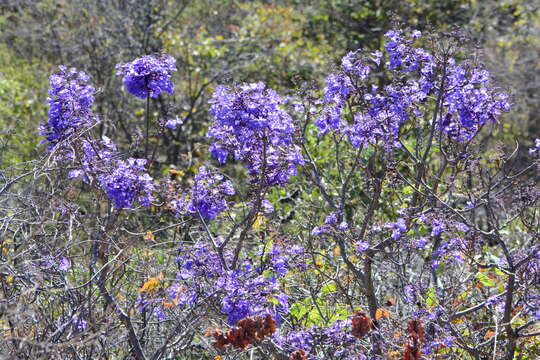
{"left": 211, "top": 314, "right": 277, "bottom": 350}
{"left": 351, "top": 312, "right": 372, "bottom": 339}
{"left": 402, "top": 319, "right": 425, "bottom": 360}
{"left": 289, "top": 349, "right": 308, "bottom": 360}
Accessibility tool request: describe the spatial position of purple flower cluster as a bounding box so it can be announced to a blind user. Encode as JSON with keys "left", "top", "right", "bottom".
{"left": 431, "top": 237, "right": 467, "bottom": 267}
{"left": 317, "top": 30, "right": 434, "bottom": 150}
{"left": 261, "top": 244, "right": 305, "bottom": 277}
{"left": 116, "top": 53, "right": 176, "bottom": 99}
{"left": 164, "top": 116, "right": 183, "bottom": 130}
{"left": 274, "top": 329, "right": 313, "bottom": 353}
{"left": 137, "top": 242, "right": 306, "bottom": 324}
{"left": 384, "top": 29, "right": 427, "bottom": 73}
{"left": 342, "top": 51, "right": 372, "bottom": 79}
{"left": 380, "top": 217, "right": 407, "bottom": 240}
{"left": 68, "top": 137, "right": 117, "bottom": 181}
{"left": 350, "top": 79, "right": 430, "bottom": 150}
{"left": 383, "top": 29, "right": 509, "bottom": 141}
{"left": 316, "top": 29, "right": 510, "bottom": 149}
{"left": 220, "top": 270, "right": 284, "bottom": 325}
{"left": 441, "top": 60, "right": 510, "bottom": 141}
{"left": 274, "top": 317, "right": 368, "bottom": 360}
{"left": 170, "top": 242, "right": 290, "bottom": 325}
{"left": 66, "top": 136, "right": 154, "bottom": 208}
{"left": 170, "top": 166, "right": 235, "bottom": 219}
{"left": 312, "top": 211, "right": 348, "bottom": 235}
{"left": 71, "top": 314, "right": 88, "bottom": 331}
{"left": 208, "top": 82, "right": 304, "bottom": 186}
{"left": 42, "top": 66, "right": 154, "bottom": 209}
{"left": 36, "top": 254, "right": 71, "bottom": 272}
{"left": 315, "top": 73, "right": 354, "bottom": 135}
{"left": 40, "top": 66, "right": 96, "bottom": 150}
{"left": 98, "top": 158, "right": 154, "bottom": 208}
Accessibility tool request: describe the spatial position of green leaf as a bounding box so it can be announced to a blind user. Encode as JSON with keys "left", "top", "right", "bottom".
{"left": 289, "top": 302, "right": 308, "bottom": 320}
{"left": 425, "top": 287, "right": 438, "bottom": 306}
{"left": 307, "top": 308, "right": 323, "bottom": 324}
{"left": 476, "top": 272, "right": 496, "bottom": 287}
{"left": 268, "top": 296, "right": 279, "bottom": 306}
{"left": 321, "top": 281, "right": 336, "bottom": 294}
{"left": 402, "top": 185, "right": 414, "bottom": 195}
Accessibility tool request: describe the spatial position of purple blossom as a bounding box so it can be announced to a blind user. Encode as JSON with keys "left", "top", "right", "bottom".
{"left": 347, "top": 80, "right": 423, "bottom": 150}
{"left": 220, "top": 272, "right": 281, "bottom": 325}
{"left": 168, "top": 283, "right": 181, "bottom": 300}
{"left": 116, "top": 53, "right": 176, "bottom": 98}
{"left": 71, "top": 315, "right": 88, "bottom": 331}
{"left": 431, "top": 219, "right": 446, "bottom": 236}
{"left": 289, "top": 245, "right": 304, "bottom": 255}
{"left": 441, "top": 61, "right": 510, "bottom": 141}
{"left": 395, "top": 218, "right": 407, "bottom": 232}
{"left": 208, "top": 82, "right": 304, "bottom": 186}
{"left": 172, "top": 243, "right": 287, "bottom": 325}
{"left": 415, "top": 237, "right": 428, "bottom": 249}
{"left": 312, "top": 225, "right": 329, "bottom": 236}
{"left": 68, "top": 169, "right": 83, "bottom": 179}
{"left": 423, "top": 340, "right": 439, "bottom": 355}
{"left": 486, "top": 294, "right": 503, "bottom": 306}
{"left": 274, "top": 329, "right": 313, "bottom": 352}
{"left": 431, "top": 238, "right": 467, "bottom": 266}
{"left": 222, "top": 298, "right": 251, "bottom": 325}
{"left": 267, "top": 246, "right": 290, "bottom": 277}
{"left": 314, "top": 212, "right": 348, "bottom": 233}
{"left": 271, "top": 256, "right": 288, "bottom": 277}
{"left": 384, "top": 29, "right": 406, "bottom": 70}
{"left": 315, "top": 73, "right": 352, "bottom": 135}
{"left": 170, "top": 166, "right": 234, "bottom": 219}
{"left": 98, "top": 158, "right": 154, "bottom": 208}
{"left": 165, "top": 116, "right": 183, "bottom": 130}
{"left": 529, "top": 138, "right": 540, "bottom": 154}
{"left": 324, "top": 212, "right": 339, "bottom": 225}
{"left": 370, "top": 50, "right": 383, "bottom": 65}
{"left": 275, "top": 292, "right": 288, "bottom": 309}
{"left": 342, "top": 51, "right": 371, "bottom": 79}
{"left": 456, "top": 222, "right": 469, "bottom": 232}
{"left": 37, "top": 255, "right": 72, "bottom": 272}
{"left": 261, "top": 199, "right": 274, "bottom": 215}
{"left": 385, "top": 218, "right": 407, "bottom": 240}
{"left": 154, "top": 308, "right": 166, "bottom": 321}
{"left": 58, "top": 257, "right": 70, "bottom": 272}
{"left": 40, "top": 66, "right": 96, "bottom": 150}
{"left": 356, "top": 241, "right": 369, "bottom": 254}
{"left": 317, "top": 28, "right": 510, "bottom": 149}
{"left": 69, "top": 136, "right": 118, "bottom": 184}
{"left": 404, "top": 284, "right": 417, "bottom": 303}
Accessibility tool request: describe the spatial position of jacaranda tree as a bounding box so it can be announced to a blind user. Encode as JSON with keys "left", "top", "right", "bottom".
{"left": 1, "top": 28, "right": 538, "bottom": 360}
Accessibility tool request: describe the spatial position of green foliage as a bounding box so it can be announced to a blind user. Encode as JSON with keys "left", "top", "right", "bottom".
{"left": 0, "top": 45, "right": 49, "bottom": 167}
{"left": 296, "top": 0, "right": 472, "bottom": 53}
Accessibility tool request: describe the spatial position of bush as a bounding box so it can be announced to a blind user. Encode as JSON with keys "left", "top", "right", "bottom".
{"left": 1, "top": 28, "right": 538, "bottom": 360}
